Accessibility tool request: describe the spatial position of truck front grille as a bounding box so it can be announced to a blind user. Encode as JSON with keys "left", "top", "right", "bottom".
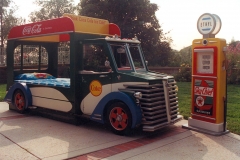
{"left": 122, "top": 79, "right": 181, "bottom": 131}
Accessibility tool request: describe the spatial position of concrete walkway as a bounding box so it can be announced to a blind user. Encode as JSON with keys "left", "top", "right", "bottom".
{"left": 0, "top": 102, "right": 240, "bottom": 160}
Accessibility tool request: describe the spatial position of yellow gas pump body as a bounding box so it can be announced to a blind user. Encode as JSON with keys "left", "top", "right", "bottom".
{"left": 183, "top": 13, "right": 229, "bottom": 135}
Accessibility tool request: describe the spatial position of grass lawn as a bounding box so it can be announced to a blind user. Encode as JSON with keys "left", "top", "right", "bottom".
{"left": 0, "top": 84, "right": 6, "bottom": 101}
{"left": 178, "top": 82, "right": 240, "bottom": 135}
{"left": 0, "top": 83, "right": 239, "bottom": 135}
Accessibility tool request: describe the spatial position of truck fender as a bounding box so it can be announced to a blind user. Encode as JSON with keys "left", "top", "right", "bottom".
{"left": 4, "top": 83, "right": 32, "bottom": 108}
{"left": 90, "top": 91, "right": 142, "bottom": 128}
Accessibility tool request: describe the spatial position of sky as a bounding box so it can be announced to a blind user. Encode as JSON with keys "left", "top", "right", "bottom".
{"left": 13, "top": 0, "right": 240, "bottom": 51}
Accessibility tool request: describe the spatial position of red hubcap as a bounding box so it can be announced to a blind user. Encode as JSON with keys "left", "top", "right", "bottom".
{"left": 109, "top": 107, "right": 128, "bottom": 130}
{"left": 15, "top": 93, "right": 25, "bottom": 110}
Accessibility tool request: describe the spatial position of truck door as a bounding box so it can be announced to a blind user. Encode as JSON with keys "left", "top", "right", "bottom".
{"left": 79, "top": 42, "right": 112, "bottom": 115}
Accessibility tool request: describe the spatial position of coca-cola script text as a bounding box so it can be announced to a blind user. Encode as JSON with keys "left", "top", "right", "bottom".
{"left": 22, "top": 24, "right": 42, "bottom": 35}
{"left": 194, "top": 86, "right": 213, "bottom": 97}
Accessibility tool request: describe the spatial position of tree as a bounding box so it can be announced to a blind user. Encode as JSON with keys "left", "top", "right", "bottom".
{"left": 167, "top": 49, "right": 181, "bottom": 67}
{"left": 79, "top": 0, "right": 173, "bottom": 66}
{"left": 1, "top": 0, "right": 24, "bottom": 47}
{"left": 178, "top": 45, "right": 192, "bottom": 65}
{"left": 29, "top": 0, "right": 77, "bottom": 22}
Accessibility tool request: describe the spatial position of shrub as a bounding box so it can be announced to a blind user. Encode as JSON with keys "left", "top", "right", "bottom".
{"left": 226, "top": 42, "right": 240, "bottom": 84}
{"left": 175, "top": 63, "right": 191, "bottom": 82}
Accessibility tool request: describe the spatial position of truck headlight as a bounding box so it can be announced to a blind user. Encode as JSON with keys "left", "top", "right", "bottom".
{"left": 134, "top": 92, "right": 142, "bottom": 103}
{"left": 134, "top": 92, "right": 142, "bottom": 99}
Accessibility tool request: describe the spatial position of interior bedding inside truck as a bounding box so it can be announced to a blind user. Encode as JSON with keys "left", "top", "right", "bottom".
{"left": 14, "top": 73, "right": 70, "bottom": 88}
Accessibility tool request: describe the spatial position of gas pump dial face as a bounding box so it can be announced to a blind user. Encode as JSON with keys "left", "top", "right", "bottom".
{"left": 197, "top": 52, "right": 213, "bottom": 74}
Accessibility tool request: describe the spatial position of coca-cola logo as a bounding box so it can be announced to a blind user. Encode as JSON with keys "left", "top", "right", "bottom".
{"left": 22, "top": 24, "right": 42, "bottom": 35}
{"left": 194, "top": 86, "right": 213, "bottom": 97}
{"left": 22, "top": 26, "right": 31, "bottom": 35}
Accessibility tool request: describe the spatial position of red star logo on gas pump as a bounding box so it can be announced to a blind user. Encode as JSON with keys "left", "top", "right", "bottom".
{"left": 197, "top": 98, "right": 203, "bottom": 105}
{"left": 196, "top": 96, "right": 204, "bottom": 107}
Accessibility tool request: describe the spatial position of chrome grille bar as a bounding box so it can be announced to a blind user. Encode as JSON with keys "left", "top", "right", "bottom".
{"left": 120, "top": 78, "right": 181, "bottom": 132}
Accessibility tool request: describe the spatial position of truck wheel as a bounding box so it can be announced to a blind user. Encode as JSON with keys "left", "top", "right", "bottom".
{"left": 107, "top": 102, "right": 132, "bottom": 135}
{"left": 13, "top": 90, "right": 27, "bottom": 113}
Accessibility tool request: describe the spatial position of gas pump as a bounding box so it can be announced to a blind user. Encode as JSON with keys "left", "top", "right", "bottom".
{"left": 183, "top": 13, "right": 229, "bottom": 135}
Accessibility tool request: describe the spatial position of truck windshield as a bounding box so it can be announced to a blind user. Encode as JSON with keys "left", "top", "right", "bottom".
{"left": 128, "top": 44, "right": 146, "bottom": 71}
{"left": 109, "top": 42, "right": 146, "bottom": 72}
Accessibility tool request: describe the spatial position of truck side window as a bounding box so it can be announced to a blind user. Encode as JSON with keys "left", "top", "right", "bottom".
{"left": 83, "top": 44, "right": 110, "bottom": 72}
{"left": 14, "top": 45, "right": 48, "bottom": 71}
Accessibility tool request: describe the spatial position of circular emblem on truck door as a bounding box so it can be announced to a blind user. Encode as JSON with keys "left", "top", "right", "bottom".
{"left": 89, "top": 80, "right": 102, "bottom": 96}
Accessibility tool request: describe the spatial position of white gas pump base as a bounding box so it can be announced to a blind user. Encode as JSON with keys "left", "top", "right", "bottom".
{"left": 182, "top": 117, "right": 229, "bottom": 136}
